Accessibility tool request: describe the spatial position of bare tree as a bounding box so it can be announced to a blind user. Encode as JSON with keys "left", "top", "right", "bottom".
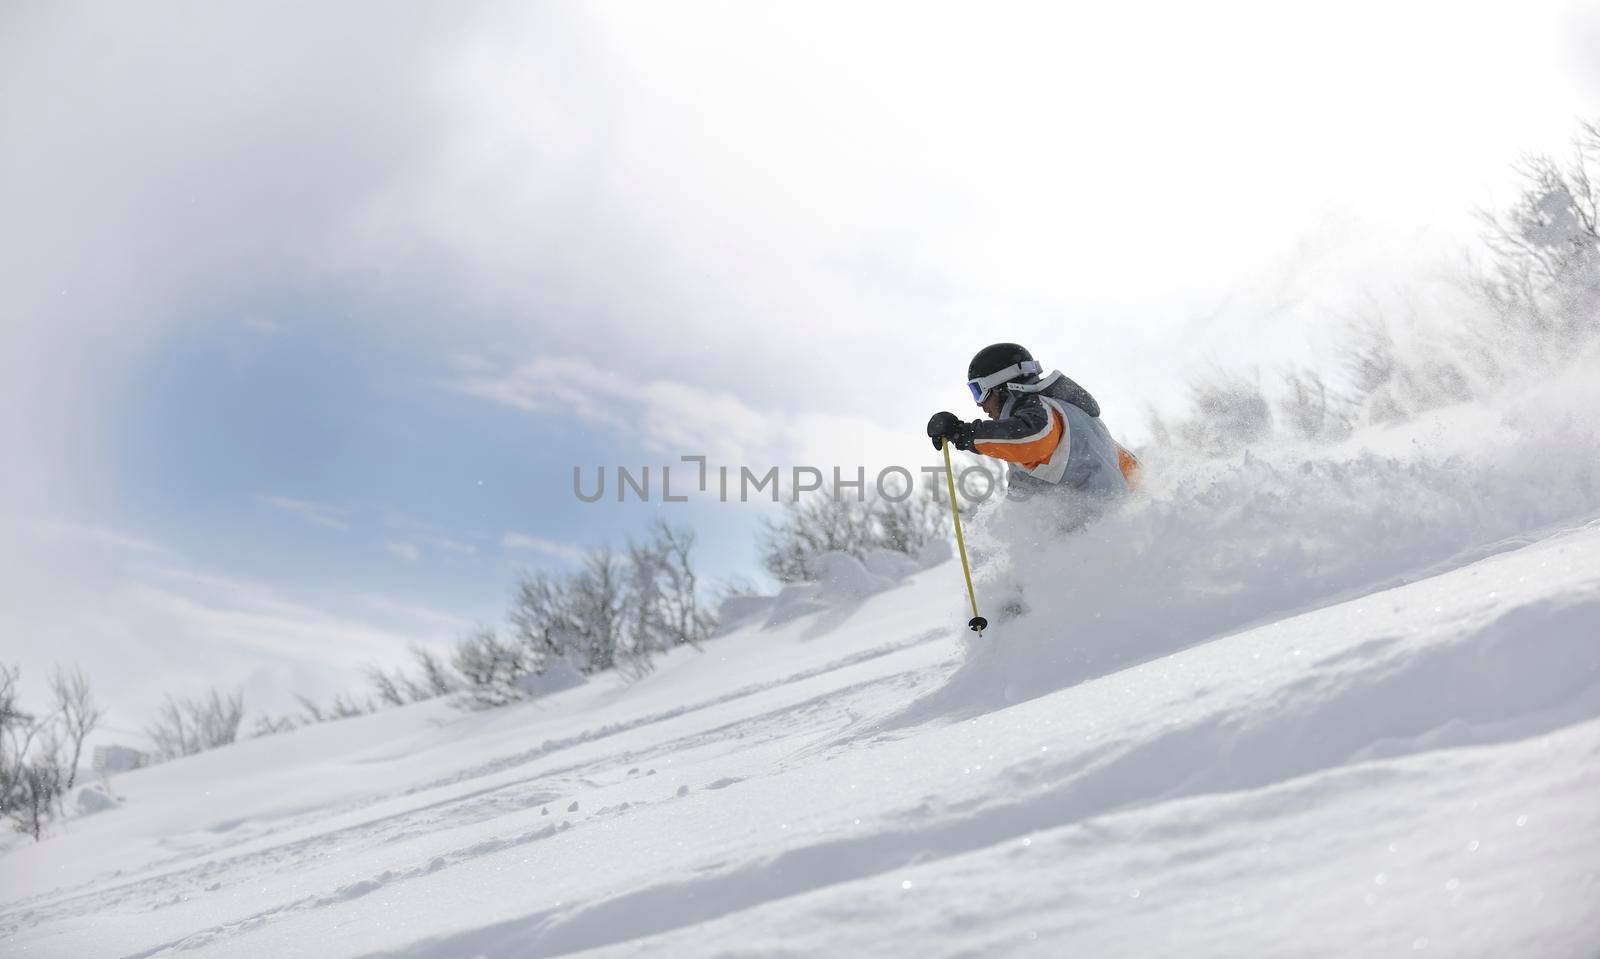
{"left": 760, "top": 487, "right": 877, "bottom": 583}
{"left": 567, "top": 549, "right": 625, "bottom": 674}
{"left": 13, "top": 753, "right": 62, "bottom": 841}
{"left": 647, "top": 520, "right": 715, "bottom": 651}
{"left": 365, "top": 666, "right": 406, "bottom": 708}
{"left": 146, "top": 697, "right": 189, "bottom": 758}
{"left": 296, "top": 695, "right": 327, "bottom": 724}
{"left": 762, "top": 481, "right": 952, "bottom": 583}
{"left": 203, "top": 689, "right": 246, "bottom": 748}
{"left": 618, "top": 538, "right": 667, "bottom": 679}
{"left": 0, "top": 664, "right": 25, "bottom": 738}
{"left": 145, "top": 688, "right": 245, "bottom": 761}
{"left": 452, "top": 626, "right": 532, "bottom": 708}
{"left": 460, "top": 523, "right": 724, "bottom": 704}
{"left": 24, "top": 725, "right": 64, "bottom": 839}
{"left": 1185, "top": 370, "right": 1273, "bottom": 455}
{"left": 49, "top": 666, "right": 103, "bottom": 791}
{"left": 508, "top": 571, "right": 575, "bottom": 675}
{"left": 0, "top": 665, "right": 32, "bottom": 781}
{"left": 1277, "top": 368, "right": 1354, "bottom": 442}
{"left": 410, "top": 645, "right": 458, "bottom": 698}
{"left": 1477, "top": 122, "right": 1600, "bottom": 348}
{"left": 713, "top": 576, "right": 760, "bottom": 604}
{"left": 367, "top": 644, "right": 460, "bottom": 709}
{"left": 1146, "top": 118, "right": 1600, "bottom": 454}
{"left": 290, "top": 690, "right": 370, "bottom": 723}
{"left": 1, "top": 665, "right": 39, "bottom": 831}
{"left": 874, "top": 476, "right": 949, "bottom": 556}
{"left": 253, "top": 714, "right": 298, "bottom": 737}
{"left": 328, "top": 692, "right": 371, "bottom": 719}
{"left": 1, "top": 665, "right": 68, "bottom": 841}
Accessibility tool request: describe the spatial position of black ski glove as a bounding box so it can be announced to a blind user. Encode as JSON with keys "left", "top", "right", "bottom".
{"left": 926, "top": 411, "right": 964, "bottom": 451}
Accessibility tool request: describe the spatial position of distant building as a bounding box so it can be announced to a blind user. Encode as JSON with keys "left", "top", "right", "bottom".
{"left": 93, "top": 744, "right": 151, "bottom": 773}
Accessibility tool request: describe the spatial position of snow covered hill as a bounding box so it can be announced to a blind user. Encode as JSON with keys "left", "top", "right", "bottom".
{"left": 4, "top": 379, "right": 1600, "bottom": 958}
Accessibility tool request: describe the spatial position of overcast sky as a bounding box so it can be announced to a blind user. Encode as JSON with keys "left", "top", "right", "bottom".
{"left": 3, "top": 0, "right": 1597, "bottom": 739}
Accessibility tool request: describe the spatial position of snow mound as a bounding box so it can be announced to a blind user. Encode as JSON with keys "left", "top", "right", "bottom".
{"left": 861, "top": 548, "right": 921, "bottom": 582}
{"left": 74, "top": 783, "right": 121, "bottom": 816}
{"left": 813, "top": 551, "right": 895, "bottom": 602}
{"left": 714, "top": 594, "right": 774, "bottom": 632}
{"left": 905, "top": 369, "right": 1600, "bottom": 719}
{"left": 513, "top": 657, "right": 587, "bottom": 699}
{"left": 764, "top": 582, "right": 829, "bottom": 627}
{"left": 762, "top": 549, "right": 920, "bottom": 627}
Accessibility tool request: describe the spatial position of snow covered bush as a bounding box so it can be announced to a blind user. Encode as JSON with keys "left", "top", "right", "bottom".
{"left": 455, "top": 520, "right": 718, "bottom": 708}
{"left": 761, "top": 479, "right": 949, "bottom": 583}
{"left": 74, "top": 783, "right": 120, "bottom": 816}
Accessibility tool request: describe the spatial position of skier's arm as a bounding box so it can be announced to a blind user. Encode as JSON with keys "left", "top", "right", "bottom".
{"left": 958, "top": 396, "right": 1065, "bottom": 467}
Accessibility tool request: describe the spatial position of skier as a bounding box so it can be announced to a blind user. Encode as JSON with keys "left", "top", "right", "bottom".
{"left": 926, "top": 343, "right": 1140, "bottom": 517}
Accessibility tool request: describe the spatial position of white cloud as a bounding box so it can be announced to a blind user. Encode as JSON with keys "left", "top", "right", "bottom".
{"left": 359, "top": 595, "right": 475, "bottom": 636}
{"left": 500, "top": 532, "right": 584, "bottom": 563}
{"left": 450, "top": 354, "right": 772, "bottom": 464}
{"left": 126, "top": 583, "right": 404, "bottom": 664}
{"left": 259, "top": 495, "right": 350, "bottom": 531}
{"left": 6, "top": 0, "right": 1592, "bottom": 529}
{"left": 452, "top": 352, "right": 930, "bottom": 476}
{"left": 0, "top": 523, "right": 446, "bottom": 741}
{"left": 1, "top": 3, "right": 465, "bottom": 519}
{"left": 30, "top": 520, "right": 172, "bottom": 557}
{"left": 385, "top": 541, "right": 423, "bottom": 563}
{"left": 243, "top": 316, "right": 288, "bottom": 335}
{"left": 421, "top": 535, "right": 476, "bottom": 556}
{"left": 381, "top": 516, "right": 480, "bottom": 558}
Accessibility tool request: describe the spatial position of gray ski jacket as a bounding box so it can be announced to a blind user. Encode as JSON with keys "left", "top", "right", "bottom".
{"left": 953, "top": 371, "right": 1139, "bottom": 501}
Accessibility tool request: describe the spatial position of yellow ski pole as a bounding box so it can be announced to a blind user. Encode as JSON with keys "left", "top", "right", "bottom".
{"left": 941, "top": 440, "right": 987, "bottom": 634}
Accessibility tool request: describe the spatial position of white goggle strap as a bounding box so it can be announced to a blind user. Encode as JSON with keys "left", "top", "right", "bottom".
{"left": 968, "top": 360, "right": 1042, "bottom": 399}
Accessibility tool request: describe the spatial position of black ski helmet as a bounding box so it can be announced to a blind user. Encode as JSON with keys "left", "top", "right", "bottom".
{"left": 967, "top": 343, "right": 1041, "bottom": 403}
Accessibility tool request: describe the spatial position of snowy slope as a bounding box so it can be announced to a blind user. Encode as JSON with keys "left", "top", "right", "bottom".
{"left": 4, "top": 385, "right": 1600, "bottom": 958}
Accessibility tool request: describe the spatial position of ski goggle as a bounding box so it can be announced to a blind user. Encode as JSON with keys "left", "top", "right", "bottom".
{"left": 967, "top": 360, "right": 1042, "bottom": 404}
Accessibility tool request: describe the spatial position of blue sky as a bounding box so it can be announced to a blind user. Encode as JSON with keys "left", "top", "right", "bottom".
{"left": 3, "top": 0, "right": 1597, "bottom": 737}
{"left": 110, "top": 285, "right": 781, "bottom": 616}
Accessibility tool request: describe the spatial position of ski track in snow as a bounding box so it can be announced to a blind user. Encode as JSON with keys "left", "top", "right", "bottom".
{"left": 402, "top": 627, "right": 952, "bottom": 796}
{"left": 5, "top": 520, "right": 1595, "bottom": 958}
{"left": 573, "top": 717, "right": 1600, "bottom": 959}
{"left": 357, "top": 530, "right": 1600, "bottom": 959}
{"left": 0, "top": 633, "right": 955, "bottom": 949}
